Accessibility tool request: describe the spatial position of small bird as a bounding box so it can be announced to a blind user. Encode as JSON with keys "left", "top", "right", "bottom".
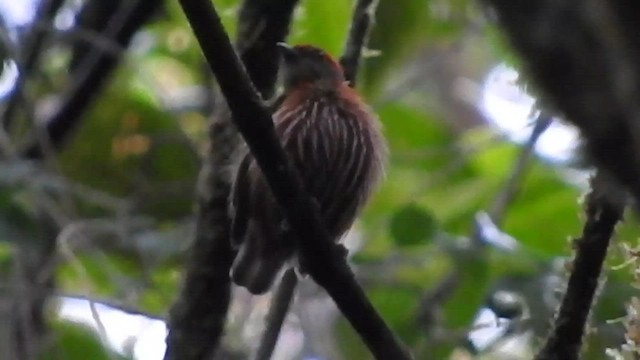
{"left": 229, "top": 43, "right": 386, "bottom": 294}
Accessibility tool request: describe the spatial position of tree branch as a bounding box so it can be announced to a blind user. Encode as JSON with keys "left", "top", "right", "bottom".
{"left": 256, "top": 0, "right": 379, "bottom": 355}
{"left": 417, "top": 113, "right": 552, "bottom": 340}
{"left": 340, "top": 0, "right": 379, "bottom": 87}
{"left": 479, "top": 0, "right": 640, "bottom": 209}
{"left": 163, "top": 152, "right": 236, "bottom": 360}
{"left": 23, "top": 0, "right": 161, "bottom": 159}
{"left": 255, "top": 269, "right": 298, "bottom": 360}
{"left": 534, "top": 172, "right": 624, "bottom": 360}
{"left": 2, "top": 0, "right": 65, "bottom": 131}
{"left": 68, "top": 0, "right": 124, "bottom": 72}
{"left": 10, "top": 212, "right": 58, "bottom": 359}
{"left": 237, "top": 0, "right": 299, "bottom": 99}
{"left": 164, "top": 1, "right": 299, "bottom": 359}
{"left": 487, "top": 113, "right": 552, "bottom": 225}
{"left": 176, "top": 1, "right": 411, "bottom": 359}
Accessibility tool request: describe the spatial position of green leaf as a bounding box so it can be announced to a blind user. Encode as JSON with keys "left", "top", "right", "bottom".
{"left": 290, "top": 0, "right": 352, "bottom": 56}
{"left": 464, "top": 133, "right": 582, "bottom": 257}
{"left": 431, "top": 247, "right": 490, "bottom": 358}
{"left": 57, "top": 67, "right": 200, "bottom": 219}
{"left": 377, "top": 102, "right": 456, "bottom": 171}
{"left": 362, "top": 0, "right": 473, "bottom": 98}
{"left": 44, "top": 321, "right": 119, "bottom": 360}
{"left": 58, "top": 252, "right": 143, "bottom": 299}
{"left": 390, "top": 203, "right": 437, "bottom": 246}
{"left": 362, "top": 0, "right": 431, "bottom": 96}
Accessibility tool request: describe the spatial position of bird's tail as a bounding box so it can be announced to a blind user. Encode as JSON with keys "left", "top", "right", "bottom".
{"left": 230, "top": 222, "right": 291, "bottom": 294}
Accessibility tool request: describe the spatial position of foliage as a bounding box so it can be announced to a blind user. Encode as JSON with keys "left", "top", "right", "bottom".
{"left": 0, "top": 0, "right": 635, "bottom": 359}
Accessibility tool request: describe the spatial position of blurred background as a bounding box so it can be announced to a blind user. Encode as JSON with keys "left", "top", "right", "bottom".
{"left": 0, "top": 0, "right": 636, "bottom": 359}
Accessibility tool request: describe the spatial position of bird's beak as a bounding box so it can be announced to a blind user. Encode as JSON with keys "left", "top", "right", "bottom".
{"left": 276, "top": 42, "right": 297, "bottom": 63}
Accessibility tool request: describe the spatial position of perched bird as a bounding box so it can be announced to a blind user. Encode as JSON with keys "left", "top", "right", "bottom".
{"left": 229, "top": 43, "right": 386, "bottom": 294}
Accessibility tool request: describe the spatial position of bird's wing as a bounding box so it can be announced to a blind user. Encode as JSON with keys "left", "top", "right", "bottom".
{"left": 317, "top": 106, "right": 377, "bottom": 238}
{"left": 276, "top": 102, "right": 381, "bottom": 239}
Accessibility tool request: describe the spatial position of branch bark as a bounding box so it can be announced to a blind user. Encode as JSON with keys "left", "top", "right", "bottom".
{"left": 164, "top": 1, "right": 299, "bottom": 359}
{"left": 255, "top": 0, "right": 379, "bottom": 356}
{"left": 8, "top": 214, "right": 58, "bottom": 359}
{"left": 68, "top": 0, "right": 124, "bottom": 72}
{"left": 340, "top": 0, "right": 379, "bottom": 87}
{"left": 480, "top": 0, "right": 640, "bottom": 208}
{"left": 236, "top": 0, "right": 299, "bottom": 99}
{"left": 175, "top": 1, "right": 411, "bottom": 359}
{"left": 534, "top": 173, "right": 624, "bottom": 360}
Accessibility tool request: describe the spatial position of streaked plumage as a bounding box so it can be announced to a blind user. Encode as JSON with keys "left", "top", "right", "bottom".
{"left": 229, "top": 44, "right": 386, "bottom": 294}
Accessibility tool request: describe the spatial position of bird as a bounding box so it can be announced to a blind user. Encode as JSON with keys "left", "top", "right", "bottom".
{"left": 229, "top": 43, "right": 386, "bottom": 295}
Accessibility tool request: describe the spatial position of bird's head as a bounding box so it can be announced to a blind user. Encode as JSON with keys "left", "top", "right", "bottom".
{"left": 277, "top": 43, "right": 345, "bottom": 92}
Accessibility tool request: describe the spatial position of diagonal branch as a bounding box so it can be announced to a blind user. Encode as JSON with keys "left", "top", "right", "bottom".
{"left": 68, "top": 0, "right": 124, "bottom": 72}
{"left": 2, "top": 0, "right": 65, "bottom": 131}
{"left": 417, "top": 113, "right": 552, "bottom": 341}
{"left": 534, "top": 172, "right": 624, "bottom": 360}
{"left": 176, "top": 0, "right": 411, "bottom": 359}
{"left": 164, "top": 1, "right": 299, "bottom": 359}
{"left": 256, "top": 0, "right": 380, "bottom": 356}
{"left": 487, "top": 113, "right": 553, "bottom": 226}
{"left": 24, "top": 0, "right": 161, "bottom": 159}
{"left": 17, "top": 0, "right": 65, "bottom": 76}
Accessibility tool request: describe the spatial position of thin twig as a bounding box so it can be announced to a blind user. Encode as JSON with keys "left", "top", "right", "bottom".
{"left": 255, "top": 269, "right": 298, "bottom": 360}
{"left": 88, "top": 300, "right": 110, "bottom": 347}
{"left": 487, "top": 113, "right": 553, "bottom": 225}
{"left": 534, "top": 172, "right": 624, "bottom": 360}
{"left": 177, "top": 1, "right": 411, "bottom": 359}
{"left": 417, "top": 113, "right": 552, "bottom": 337}
{"left": 48, "top": 22, "right": 126, "bottom": 59}
{"left": 340, "top": 0, "right": 379, "bottom": 87}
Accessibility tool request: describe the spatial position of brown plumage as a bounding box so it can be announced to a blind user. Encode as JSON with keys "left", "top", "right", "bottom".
{"left": 229, "top": 43, "right": 386, "bottom": 294}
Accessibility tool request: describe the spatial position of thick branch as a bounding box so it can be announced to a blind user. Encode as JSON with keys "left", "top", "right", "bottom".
{"left": 480, "top": 0, "right": 640, "bottom": 207}
{"left": 256, "top": 0, "right": 379, "bottom": 354}
{"left": 69, "top": 0, "right": 124, "bottom": 72}
{"left": 10, "top": 213, "right": 58, "bottom": 359}
{"left": 340, "top": 0, "right": 379, "bottom": 87}
{"left": 534, "top": 173, "right": 624, "bottom": 360}
{"left": 176, "top": 1, "right": 411, "bottom": 358}
{"left": 237, "top": 0, "right": 298, "bottom": 99}
{"left": 164, "top": 1, "right": 299, "bottom": 359}
{"left": 24, "top": 0, "right": 161, "bottom": 159}
{"left": 163, "top": 146, "right": 236, "bottom": 360}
